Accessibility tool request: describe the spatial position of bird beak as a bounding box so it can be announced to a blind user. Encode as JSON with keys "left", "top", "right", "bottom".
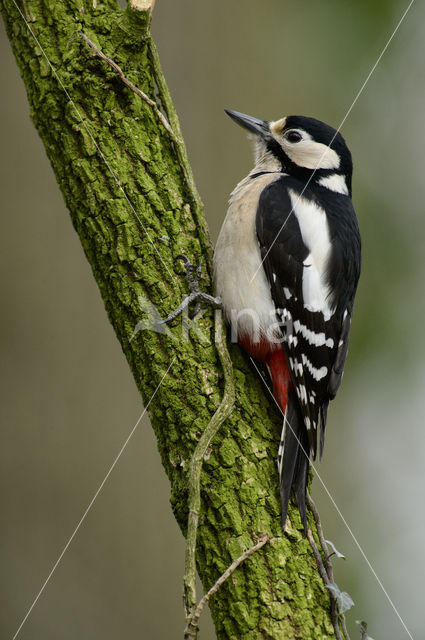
{"left": 225, "top": 109, "right": 269, "bottom": 139}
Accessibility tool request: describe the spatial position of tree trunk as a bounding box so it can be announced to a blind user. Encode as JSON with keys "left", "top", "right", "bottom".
{"left": 1, "top": 1, "right": 337, "bottom": 637}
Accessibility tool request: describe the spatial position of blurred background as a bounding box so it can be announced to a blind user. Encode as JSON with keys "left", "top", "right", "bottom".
{"left": 1, "top": 1, "right": 424, "bottom": 638}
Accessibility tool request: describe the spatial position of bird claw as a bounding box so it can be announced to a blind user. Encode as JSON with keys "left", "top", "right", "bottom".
{"left": 158, "top": 255, "right": 222, "bottom": 325}
{"left": 175, "top": 254, "right": 202, "bottom": 296}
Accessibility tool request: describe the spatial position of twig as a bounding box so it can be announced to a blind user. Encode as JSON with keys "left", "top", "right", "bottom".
{"left": 307, "top": 495, "right": 351, "bottom": 640}
{"left": 307, "top": 529, "right": 343, "bottom": 640}
{"left": 307, "top": 492, "right": 334, "bottom": 582}
{"left": 184, "top": 534, "right": 270, "bottom": 640}
{"left": 183, "top": 310, "right": 235, "bottom": 620}
{"left": 75, "top": 32, "right": 179, "bottom": 145}
{"left": 307, "top": 529, "right": 332, "bottom": 586}
{"left": 341, "top": 614, "right": 351, "bottom": 640}
{"left": 157, "top": 256, "right": 233, "bottom": 627}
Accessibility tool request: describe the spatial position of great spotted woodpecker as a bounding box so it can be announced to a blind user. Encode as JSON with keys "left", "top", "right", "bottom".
{"left": 213, "top": 110, "right": 361, "bottom": 532}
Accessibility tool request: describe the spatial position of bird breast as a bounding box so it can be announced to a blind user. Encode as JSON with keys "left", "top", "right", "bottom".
{"left": 213, "top": 172, "right": 282, "bottom": 342}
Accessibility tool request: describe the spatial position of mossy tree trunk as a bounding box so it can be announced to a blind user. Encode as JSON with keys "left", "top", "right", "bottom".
{"left": 1, "top": 1, "right": 338, "bottom": 637}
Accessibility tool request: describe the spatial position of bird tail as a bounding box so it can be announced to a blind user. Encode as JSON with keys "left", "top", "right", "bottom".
{"left": 278, "top": 391, "right": 310, "bottom": 534}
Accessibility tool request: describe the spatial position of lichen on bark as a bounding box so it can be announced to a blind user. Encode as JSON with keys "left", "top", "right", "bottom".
{"left": 1, "top": 1, "right": 339, "bottom": 637}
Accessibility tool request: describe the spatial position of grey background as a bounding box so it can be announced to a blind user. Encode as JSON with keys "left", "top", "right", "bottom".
{"left": 1, "top": 1, "right": 424, "bottom": 638}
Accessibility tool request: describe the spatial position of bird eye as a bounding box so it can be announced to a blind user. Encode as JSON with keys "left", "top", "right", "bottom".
{"left": 284, "top": 130, "right": 302, "bottom": 143}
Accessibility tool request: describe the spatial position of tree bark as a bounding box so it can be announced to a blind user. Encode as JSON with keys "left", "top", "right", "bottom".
{"left": 1, "top": 1, "right": 337, "bottom": 637}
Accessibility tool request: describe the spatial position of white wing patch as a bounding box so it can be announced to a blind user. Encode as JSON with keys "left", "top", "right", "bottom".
{"left": 288, "top": 189, "right": 333, "bottom": 320}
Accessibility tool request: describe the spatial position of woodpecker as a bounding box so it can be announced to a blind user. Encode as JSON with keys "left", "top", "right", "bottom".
{"left": 213, "top": 110, "right": 361, "bottom": 532}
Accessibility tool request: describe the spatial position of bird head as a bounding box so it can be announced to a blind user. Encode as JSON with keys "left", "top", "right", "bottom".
{"left": 225, "top": 109, "right": 353, "bottom": 195}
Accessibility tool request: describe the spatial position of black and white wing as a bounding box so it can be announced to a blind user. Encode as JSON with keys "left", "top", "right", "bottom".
{"left": 256, "top": 176, "right": 358, "bottom": 459}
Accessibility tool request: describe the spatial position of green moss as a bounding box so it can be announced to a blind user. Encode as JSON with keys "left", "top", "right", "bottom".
{"left": 218, "top": 438, "right": 240, "bottom": 467}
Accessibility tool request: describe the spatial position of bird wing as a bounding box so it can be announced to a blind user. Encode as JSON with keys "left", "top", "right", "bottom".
{"left": 256, "top": 176, "right": 353, "bottom": 459}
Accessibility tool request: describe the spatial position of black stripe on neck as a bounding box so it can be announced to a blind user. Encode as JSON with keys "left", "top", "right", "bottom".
{"left": 250, "top": 170, "right": 280, "bottom": 180}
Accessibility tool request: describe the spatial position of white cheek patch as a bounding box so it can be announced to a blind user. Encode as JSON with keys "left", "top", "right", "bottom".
{"left": 284, "top": 139, "right": 340, "bottom": 170}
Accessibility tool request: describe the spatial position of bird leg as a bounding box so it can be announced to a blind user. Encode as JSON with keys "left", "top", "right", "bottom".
{"left": 158, "top": 255, "right": 222, "bottom": 325}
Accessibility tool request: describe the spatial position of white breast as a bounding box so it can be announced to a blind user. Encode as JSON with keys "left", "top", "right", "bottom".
{"left": 214, "top": 172, "right": 282, "bottom": 341}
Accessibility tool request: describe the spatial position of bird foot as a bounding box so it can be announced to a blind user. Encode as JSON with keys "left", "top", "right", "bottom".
{"left": 158, "top": 255, "right": 222, "bottom": 325}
